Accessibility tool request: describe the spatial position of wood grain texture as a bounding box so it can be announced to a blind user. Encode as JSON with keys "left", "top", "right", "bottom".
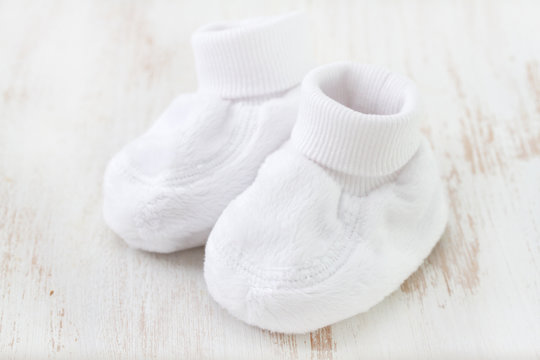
{"left": 1, "top": 0, "right": 539, "bottom": 358}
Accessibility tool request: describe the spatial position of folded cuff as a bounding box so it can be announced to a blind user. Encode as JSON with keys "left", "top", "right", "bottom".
{"left": 291, "top": 62, "right": 421, "bottom": 177}
{"left": 192, "top": 12, "right": 310, "bottom": 98}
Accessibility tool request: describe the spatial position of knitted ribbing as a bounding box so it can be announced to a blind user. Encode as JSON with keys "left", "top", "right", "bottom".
{"left": 192, "top": 12, "right": 310, "bottom": 98}
{"left": 291, "top": 63, "right": 421, "bottom": 182}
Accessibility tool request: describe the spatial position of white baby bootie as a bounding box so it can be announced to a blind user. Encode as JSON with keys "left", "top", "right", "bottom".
{"left": 204, "top": 62, "right": 448, "bottom": 333}
{"left": 103, "top": 12, "right": 310, "bottom": 253}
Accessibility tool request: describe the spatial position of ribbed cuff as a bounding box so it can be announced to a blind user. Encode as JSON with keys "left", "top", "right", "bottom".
{"left": 291, "top": 62, "right": 421, "bottom": 178}
{"left": 191, "top": 12, "right": 310, "bottom": 98}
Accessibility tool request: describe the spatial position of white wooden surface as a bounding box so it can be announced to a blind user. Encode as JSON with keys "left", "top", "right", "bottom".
{"left": 1, "top": 0, "right": 540, "bottom": 358}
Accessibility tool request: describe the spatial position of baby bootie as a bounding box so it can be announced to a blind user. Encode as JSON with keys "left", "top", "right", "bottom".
{"left": 103, "top": 12, "right": 310, "bottom": 253}
{"left": 204, "top": 62, "right": 448, "bottom": 333}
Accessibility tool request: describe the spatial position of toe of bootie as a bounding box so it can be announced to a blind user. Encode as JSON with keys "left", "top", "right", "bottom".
{"left": 103, "top": 154, "right": 147, "bottom": 249}
{"left": 103, "top": 154, "right": 211, "bottom": 253}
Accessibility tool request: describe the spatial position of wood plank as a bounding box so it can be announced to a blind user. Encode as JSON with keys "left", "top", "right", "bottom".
{"left": 1, "top": 0, "right": 539, "bottom": 358}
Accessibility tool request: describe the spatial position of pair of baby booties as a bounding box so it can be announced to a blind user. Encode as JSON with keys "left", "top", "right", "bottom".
{"left": 103, "top": 12, "right": 448, "bottom": 334}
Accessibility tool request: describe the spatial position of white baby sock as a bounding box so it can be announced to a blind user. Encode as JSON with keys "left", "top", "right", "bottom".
{"left": 103, "top": 12, "right": 310, "bottom": 253}
{"left": 204, "top": 62, "right": 448, "bottom": 333}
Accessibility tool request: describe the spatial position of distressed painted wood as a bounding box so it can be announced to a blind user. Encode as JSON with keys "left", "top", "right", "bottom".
{"left": 1, "top": 0, "right": 539, "bottom": 358}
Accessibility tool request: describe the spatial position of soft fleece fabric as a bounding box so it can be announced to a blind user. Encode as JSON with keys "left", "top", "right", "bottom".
{"left": 103, "top": 12, "right": 310, "bottom": 253}
{"left": 204, "top": 63, "right": 448, "bottom": 333}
